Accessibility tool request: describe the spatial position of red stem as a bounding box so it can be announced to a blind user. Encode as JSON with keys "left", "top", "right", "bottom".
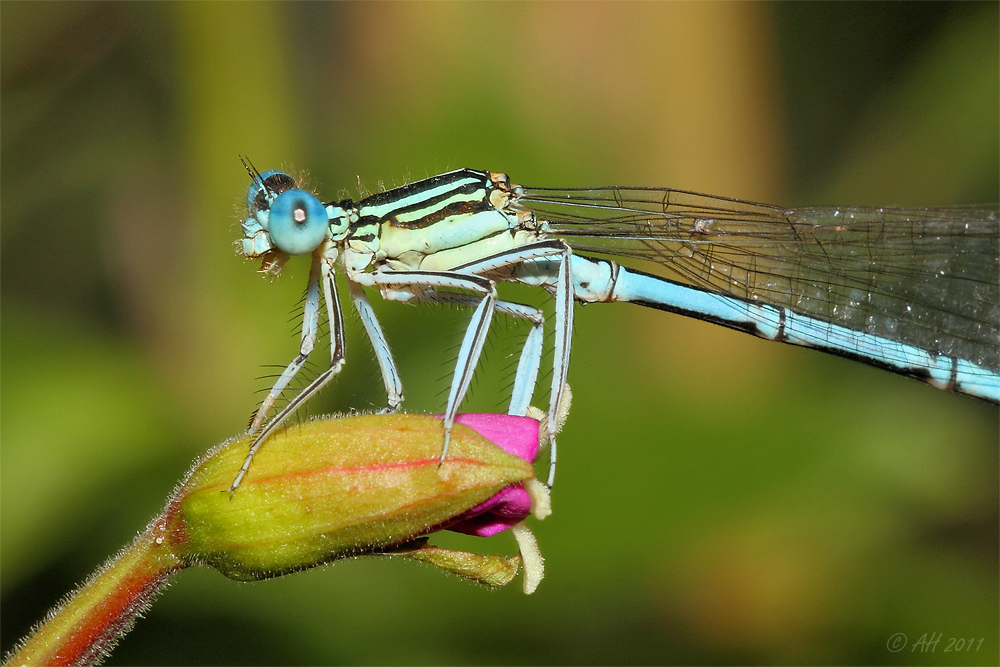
{"left": 4, "top": 518, "right": 186, "bottom": 667}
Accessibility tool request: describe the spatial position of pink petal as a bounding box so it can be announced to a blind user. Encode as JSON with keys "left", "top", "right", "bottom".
{"left": 447, "top": 484, "right": 534, "bottom": 537}
{"left": 433, "top": 413, "right": 540, "bottom": 537}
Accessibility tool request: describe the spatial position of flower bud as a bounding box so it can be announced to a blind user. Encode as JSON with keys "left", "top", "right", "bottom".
{"left": 6, "top": 413, "right": 549, "bottom": 667}
{"left": 163, "top": 413, "right": 538, "bottom": 581}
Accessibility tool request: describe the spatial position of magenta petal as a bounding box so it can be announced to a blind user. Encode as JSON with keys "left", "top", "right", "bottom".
{"left": 446, "top": 484, "right": 533, "bottom": 537}
{"left": 448, "top": 413, "right": 540, "bottom": 462}
{"left": 433, "top": 413, "right": 540, "bottom": 537}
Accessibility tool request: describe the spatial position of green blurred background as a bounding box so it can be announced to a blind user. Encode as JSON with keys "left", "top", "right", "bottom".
{"left": 2, "top": 2, "right": 997, "bottom": 664}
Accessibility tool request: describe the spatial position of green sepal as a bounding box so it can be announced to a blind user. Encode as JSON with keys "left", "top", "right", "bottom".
{"left": 376, "top": 538, "right": 522, "bottom": 588}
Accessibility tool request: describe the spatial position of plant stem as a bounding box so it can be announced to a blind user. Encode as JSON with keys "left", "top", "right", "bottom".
{"left": 5, "top": 520, "right": 186, "bottom": 667}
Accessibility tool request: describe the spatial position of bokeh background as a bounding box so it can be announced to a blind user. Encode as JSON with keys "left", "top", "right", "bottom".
{"left": 2, "top": 2, "right": 997, "bottom": 665}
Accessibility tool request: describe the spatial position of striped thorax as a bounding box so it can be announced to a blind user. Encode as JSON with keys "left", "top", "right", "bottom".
{"left": 240, "top": 168, "right": 543, "bottom": 277}
{"left": 354, "top": 169, "right": 537, "bottom": 273}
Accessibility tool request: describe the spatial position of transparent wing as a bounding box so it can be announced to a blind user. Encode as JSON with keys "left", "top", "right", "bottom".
{"left": 515, "top": 185, "right": 1000, "bottom": 373}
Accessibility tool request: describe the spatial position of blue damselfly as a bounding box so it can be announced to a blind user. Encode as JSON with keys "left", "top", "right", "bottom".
{"left": 230, "top": 164, "right": 999, "bottom": 491}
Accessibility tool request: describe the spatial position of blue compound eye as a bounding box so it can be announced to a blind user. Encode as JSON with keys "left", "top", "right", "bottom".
{"left": 247, "top": 170, "right": 296, "bottom": 213}
{"left": 268, "top": 189, "right": 330, "bottom": 255}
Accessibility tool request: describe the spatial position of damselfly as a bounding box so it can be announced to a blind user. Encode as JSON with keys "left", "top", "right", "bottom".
{"left": 229, "top": 163, "right": 999, "bottom": 492}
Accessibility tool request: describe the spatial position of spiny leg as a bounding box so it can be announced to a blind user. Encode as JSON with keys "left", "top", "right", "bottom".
{"left": 230, "top": 262, "right": 346, "bottom": 493}
{"left": 417, "top": 289, "right": 544, "bottom": 418}
{"left": 248, "top": 254, "right": 324, "bottom": 434}
{"left": 348, "top": 280, "right": 403, "bottom": 412}
{"left": 451, "top": 240, "right": 576, "bottom": 486}
{"left": 546, "top": 242, "right": 574, "bottom": 486}
{"left": 353, "top": 269, "right": 496, "bottom": 464}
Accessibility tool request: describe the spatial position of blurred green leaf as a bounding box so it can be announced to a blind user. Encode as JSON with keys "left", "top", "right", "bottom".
{"left": 0, "top": 301, "right": 174, "bottom": 582}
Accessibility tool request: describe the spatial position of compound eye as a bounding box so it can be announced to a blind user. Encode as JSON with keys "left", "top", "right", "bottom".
{"left": 268, "top": 189, "right": 330, "bottom": 255}
{"left": 247, "top": 170, "right": 297, "bottom": 213}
